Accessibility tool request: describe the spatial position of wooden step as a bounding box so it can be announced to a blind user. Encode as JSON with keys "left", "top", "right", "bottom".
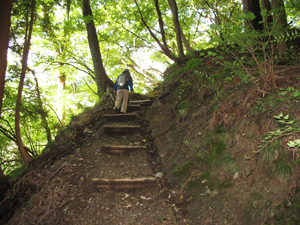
{"left": 129, "top": 100, "right": 152, "bottom": 106}
{"left": 103, "top": 113, "right": 137, "bottom": 121}
{"left": 103, "top": 125, "right": 140, "bottom": 134}
{"left": 102, "top": 145, "right": 147, "bottom": 154}
{"left": 127, "top": 105, "right": 141, "bottom": 112}
{"left": 92, "top": 177, "right": 157, "bottom": 189}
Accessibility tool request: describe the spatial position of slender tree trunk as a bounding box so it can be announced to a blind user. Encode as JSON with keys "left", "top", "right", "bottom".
{"left": 30, "top": 69, "right": 52, "bottom": 142}
{"left": 272, "top": 0, "right": 288, "bottom": 28}
{"left": 180, "top": 28, "right": 196, "bottom": 57}
{"left": 260, "top": 0, "right": 273, "bottom": 28}
{"left": 0, "top": 0, "right": 12, "bottom": 116}
{"left": 0, "top": 0, "right": 12, "bottom": 196}
{"left": 15, "top": 0, "right": 35, "bottom": 165}
{"left": 58, "top": 73, "right": 66, "bottom": 126}
{"left": 242, "top": 0, "right": 263, "bottom": 31}
{"left": 134, "top": 0, "right": 179, "bottom": 63}
{"left": 167, "top": 0, "right": 185, "bottom": 63}
{"left": 153, "top": 0, "right": 168, "bottom": 49}
{"left": 272, "top": 0, "right": 288, "bottom": 52}
{"left": 0, "top": 166, "right": 9, "bottom": 201}
{"left": 81, "top": 0, "right": 113, "bottom": 94}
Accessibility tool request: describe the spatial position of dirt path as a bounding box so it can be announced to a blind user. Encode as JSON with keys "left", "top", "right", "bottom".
{"left": 4, "top": 99, "right": 189, "bottom": 225}
{"left": 45, "top": 101, "right": 186, "bottom": 224}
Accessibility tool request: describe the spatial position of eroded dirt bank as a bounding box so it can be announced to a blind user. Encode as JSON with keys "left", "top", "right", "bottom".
{"left": 146, "top": 66, "right": 300, "bottom": 224}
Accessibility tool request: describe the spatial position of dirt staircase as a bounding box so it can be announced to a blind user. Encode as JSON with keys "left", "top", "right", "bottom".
{"left": 92, "top": 99, "right": 157, "bottom": 190}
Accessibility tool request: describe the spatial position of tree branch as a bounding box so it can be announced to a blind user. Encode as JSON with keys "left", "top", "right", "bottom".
{"left": 134, "top": 0, "right": 179, "bottom": 63}
{"left": 51, "top": 61, "right": 95, "bottom": 80}
{"left": 0, "top": 159, "right": 23, "bottom": 166}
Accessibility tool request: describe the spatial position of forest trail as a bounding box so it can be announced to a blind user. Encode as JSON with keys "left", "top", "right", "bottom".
{"left": 5, "top": 99, "right": 188, "bottom": 224}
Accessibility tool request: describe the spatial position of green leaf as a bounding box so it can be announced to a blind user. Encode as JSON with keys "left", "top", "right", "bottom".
{"left": 283, "top": 114, "right": 289, "bottom": 120}
{"left": 287, "top": 139, "right": 300, "bottom": 148}
{"left": 286, "top": 121, "right": 294, "bottom": 124}
{"left": 274, "top": 113, "right": 283, "bottom": 119}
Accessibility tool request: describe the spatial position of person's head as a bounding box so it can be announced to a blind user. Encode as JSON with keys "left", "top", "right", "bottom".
{"left": 124, "top": 68, "right": 129, "bottom": 74}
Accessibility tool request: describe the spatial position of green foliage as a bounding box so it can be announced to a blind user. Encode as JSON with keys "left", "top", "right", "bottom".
{"left": 256, "top": 113, "right": 299, "bottom": 153}
{"left": 186, "top": 58, "right": 202, "bottom": 70}
{"left": 209, "top": 10, "right": 300, "bottom": 92}
{"left": 173, "top": 161, "right": 193, "bottom": 178}
{"left": 246, "top": 113, "right": 300, "bottom": 179}
{"left": 6, "top": 165, "right": 28, "bottom": 181}
{"left": 204, "top": 138, "right": 226, "bottom": 163}
{"left": 276, "top": 161, "right": 292, "bottom": 180}
{"left": 187, "top": 172, "right": 211, "bottom": 189}
{"left": 176, "top": 101, "right": 191, "bottom": 118}
{"left": 204, "top": 129, "right": 227, "bottom": 163}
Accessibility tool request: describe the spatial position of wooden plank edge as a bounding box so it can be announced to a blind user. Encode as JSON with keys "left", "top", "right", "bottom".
{"left": 92, "top": 177, "right": 157, "bottom": 189}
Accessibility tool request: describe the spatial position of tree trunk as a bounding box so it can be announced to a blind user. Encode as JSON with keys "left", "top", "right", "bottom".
{"left": 153, "top": 0, "right": 168, "bottom": 49}
{"left": 272, "top": 0, "right": 288, "bottom": 28}
{"left": 31, "top": 69, "right": 52, "bottom": 142}
{"left": 58, "top": 73, "right": 66, "bottom": 126}
{"left": 15, "top": 0, "right": 35, "bottom": 165}
{"left": 0, "top": 166, "right": 9, "bottom": 201}
{"left": 180, "top": 28, "right": 197, "bottom": 57}
{"left": 272, "top": 0, "right": 288, "bottom": 52}
{"left": 167, "top": 0, "right": 185, "bottom": 63}
{"left": 81, "top": 0, "right": 113, "bottom": 94}
{"left": 0, "top": 0, "right": 12, "bottom": 116}
{"left": 260, "top": 0, "right": 273, "bottom": 28}
{"left": 0, "top": 0, "right": 12, "bottom": 196}
{"left": 134, "top": 0, "right": 179, "bottom": 63}
{"left": 242, "top": 0, "right": 263, "bottom": 31}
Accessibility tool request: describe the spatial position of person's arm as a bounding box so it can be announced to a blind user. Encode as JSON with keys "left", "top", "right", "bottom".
{"left": 128, "top": 76, "right": 134, "bottom": 93}
{"left": 113, "top": 78, "right": 118, "bottom": 94}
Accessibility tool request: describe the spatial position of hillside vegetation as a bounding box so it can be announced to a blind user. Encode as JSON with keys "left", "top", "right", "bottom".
{"left": 146, "top": 44, "right": 300, "bottom": 224}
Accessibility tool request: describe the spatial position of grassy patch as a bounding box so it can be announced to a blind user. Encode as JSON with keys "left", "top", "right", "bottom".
{"left": 173, "top": 161, "right": 193, "bottom": 178}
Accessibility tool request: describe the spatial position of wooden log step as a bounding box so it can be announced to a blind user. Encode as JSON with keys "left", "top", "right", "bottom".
{"left": 103, "top": 113, "right": 137, "bottom": 121}
{"left": 92, "top": 177, "right": 157, "bottom": 189}
{"left": 129, "top": 100, "right": 152, "bottom": 106}
{"left": 103, "top": 125, "right": 140, "bottom": 134}
{"left": 102, "top": 145, "right": 147, "bottom": 154}
{"left": 127, "top": 105, "right": 141, "bottom": 112}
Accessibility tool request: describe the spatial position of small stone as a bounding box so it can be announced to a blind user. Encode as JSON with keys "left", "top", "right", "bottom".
{"left": 233, "top": 172, "right": 239, "bottom": 179}
{"left": 174, "top": 207, "right": 179, "bottom": 213}
{"left": 155, "top": 172, "right": 163, "bottom": 178}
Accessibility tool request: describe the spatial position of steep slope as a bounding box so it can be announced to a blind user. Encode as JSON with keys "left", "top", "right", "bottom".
{"left": 146, "top": 60, "right": 300, "bottom": 224}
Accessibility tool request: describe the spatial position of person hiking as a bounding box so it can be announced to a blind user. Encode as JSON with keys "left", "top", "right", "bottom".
{"left": 113, "top": 68, "right": 134, "bottom": 114}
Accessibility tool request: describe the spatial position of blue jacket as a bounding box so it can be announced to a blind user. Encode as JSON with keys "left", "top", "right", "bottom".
{"left": 113, "top": 73, "right": 134, "bottom": 92}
